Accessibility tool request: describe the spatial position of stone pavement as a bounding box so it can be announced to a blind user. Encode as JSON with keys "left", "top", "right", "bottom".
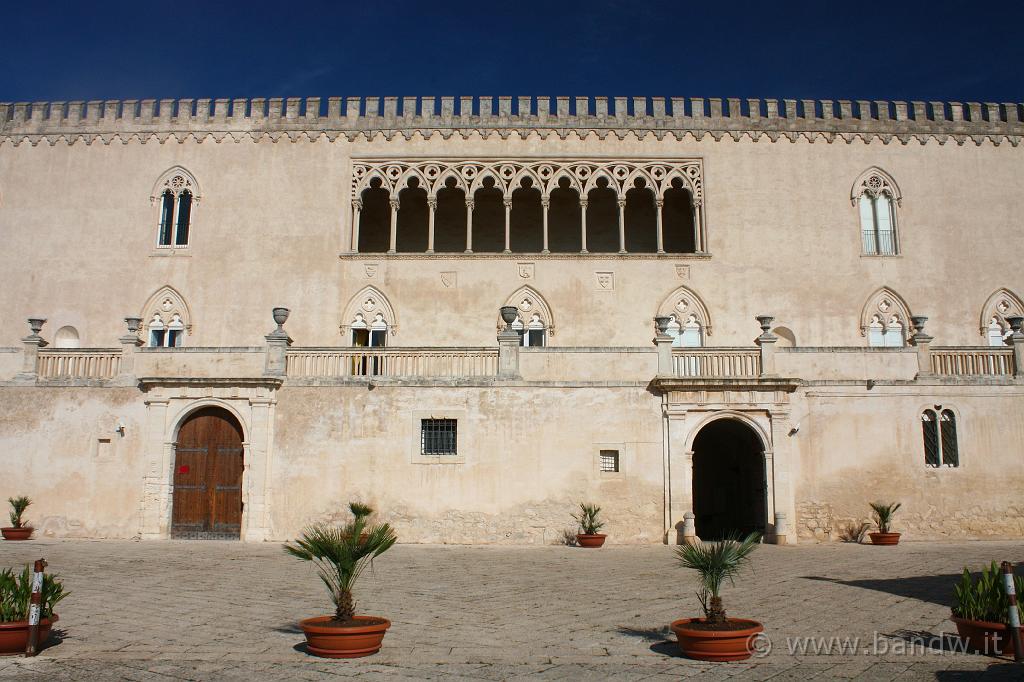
{"left": 1, "top": 539, "right": 1023, "bottom": 680}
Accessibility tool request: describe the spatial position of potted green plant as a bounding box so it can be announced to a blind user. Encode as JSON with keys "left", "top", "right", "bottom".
{"left": 0, "top": 565, "right": 67, "bottom": 654}
{"left": 572, "top": 503, "right": 606, "bottom": 548}
{"left": 1, "top": 497, "right": 33, "bottom": 541}
{"left": 671, "top": 532, "right": 763, "bottom": 661}
{"left": 951, "top": 561, "right": 1024, "bottom": 655}
{"left": 284, "top": 515, "right": 397, "bottom": 658}
{"left": 868, "top": 501, "right": 901, "bottom": 545}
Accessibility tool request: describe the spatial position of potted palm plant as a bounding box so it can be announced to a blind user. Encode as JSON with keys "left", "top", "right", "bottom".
{"left": 572, "top": 503, "right": 606, "bottom": 548}
{"left": 868, "top": 501, "right": 901, "bottom": 545}
{"left": 284, "top": 515, "right": 397, "bottom": 658}
{"left": 0, "top": 565, "right": 67, "bottom": 654}
{"left": 1, "top": 497, "right": 33, "bottom": 541}
{"left": 671, "top": 532, "right": 763, "bottom": 661}
{"left": 951, "top": 561, "right": 1024, "bottom": 655}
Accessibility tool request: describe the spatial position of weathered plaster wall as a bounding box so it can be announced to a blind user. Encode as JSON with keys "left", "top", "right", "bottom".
{"left": 268, "top": 385, "right": 664, "bottom": 544}
{"left": 793, "top": 386, "right": 1024, "bottom": 541}
{"left": 1, "top": 134, "right": 1022, "bottom": 349}
{"left": 0, "top": 387, "right": 146, "bottom": 537}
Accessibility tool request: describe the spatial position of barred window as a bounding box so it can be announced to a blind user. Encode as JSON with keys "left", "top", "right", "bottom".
{"left": 421, "top": 418, "right": 457, "bottom": 456}
{"left": 600, "top": 450, "right": 619, "bottom": 472}
{"left": 922, "top": 408, "right": 959, "bottom": 468}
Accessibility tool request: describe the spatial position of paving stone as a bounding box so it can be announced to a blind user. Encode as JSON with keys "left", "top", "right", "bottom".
{"left": 0, "top": 539, "right": 1021, "bottom": 679}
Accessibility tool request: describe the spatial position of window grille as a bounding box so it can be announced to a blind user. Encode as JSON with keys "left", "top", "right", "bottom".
{"left": 421, "top": 419, "right": 457, "bottom": 456}
{"left": 922, "top": 407, "right": 959, "bottom": 467}
{"left": 600, "top": 450, "right": 619, "bottom": 472}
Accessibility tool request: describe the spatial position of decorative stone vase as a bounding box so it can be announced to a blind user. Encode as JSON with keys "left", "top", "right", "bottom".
{"left": 951, "top": 614, "right": 1022, "bottom": 656}
{"left": 1, "top": 527, "right": 33, "bottom": 541}
{"left": 576, "top": 533, "right": 606, "bottom": 548}
{"left": 671, "top": 617, "right": 764, "bottom": 662}
{"left": 272, "top": 307, "right": 290, "bottom": 328}
{"left": 499, "top": 306, "right": 518, "bottom": 328}
{"left": 299, "top": 616, "right": 391, "bottom": 658}
{"left": 0, "top": 615, "right": 57, "bottom": 655}
{"left": 869, "top": 532, "right": 901, "bottom": 545}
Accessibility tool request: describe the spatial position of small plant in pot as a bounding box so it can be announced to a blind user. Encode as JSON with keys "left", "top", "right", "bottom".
{"left": 1, "top": 497, "right": 33, "bottom": 541}
{"left": 284, "top": 515, "right": 397, "bottom": 658}
{"left": 572, "top": 503, "right": 606, "bottom": 548}
{"left": 671, "top": 532, "right": 763, "bottom": 661}
{"left": 0, "top": 565, "right": 67, "bottom": 654}
{"left": 868, "top": 501, "right": 901, "bottom": 545}
{"left": 951, "top": 561, "right": 1024, "bottom": 656}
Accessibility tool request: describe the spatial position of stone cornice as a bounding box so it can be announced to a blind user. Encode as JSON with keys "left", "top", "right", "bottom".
{"left": 2, "top": 96, "right": 1022, "bottom": 147}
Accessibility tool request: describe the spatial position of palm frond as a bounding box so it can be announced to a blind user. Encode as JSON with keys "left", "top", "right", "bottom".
{"left": 674, "top": 532, "right": 760, "bottom": 598}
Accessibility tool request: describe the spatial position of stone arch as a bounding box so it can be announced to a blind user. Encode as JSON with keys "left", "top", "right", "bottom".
{"left": 688, "top": 413, "right": 770, "bottom": 540}
{"left": 661, "top": 168, "right": 700, "bottom": 204}
{"left": 979, "top": 288, "right": 1024, "bottom": 338}
{"left": 353, "top": 168, "right": 394, "bottom": 201}
{"left": 431, "top": 170, "right": 468, "bottom": 196}
{"left": 850, "top": 166, "right": 902, "bottom": 206}
{"left": 469, "top": 170, "right": 507, "bottom": 196}
{"left": 582, "top": 169, "right": 622, "bottom": 199}
{"left": 657, "top": 285, "right": 713, "bottom": 336}
{"left": 859, "top": 286, "right": 912, "bottom": 338}
{"left": 507, "top": 168, "right": 544, "bottom": 200}
{"left": 684, "top": 410, "right": 771, "bottom": 453}
{"left": 772, "top": 326, "right": 797, "bottom": 348}
{"left": 141, "top": 285, "right": 193, "bottom": 333}
{"left": 499, "top": 285, "right": 555, "bottom": 336}
{"left": 544, "top": 169, "right": 583, "bottom": 197}
{"left": 150, "top": 165, "right": 202, "bottom": 203}
{"left": 169, "top": 399, "right": 249, "bottom": 444}
{"left": 341, "top": 285, "right": 398, "bottom": 338}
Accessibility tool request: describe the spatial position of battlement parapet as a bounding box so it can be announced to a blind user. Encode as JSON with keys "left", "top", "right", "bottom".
{"left": 2, "top": 96, "right": 1022, "bottom": 144}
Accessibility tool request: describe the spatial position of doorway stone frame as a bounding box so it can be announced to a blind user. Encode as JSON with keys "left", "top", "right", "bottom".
{"left": 137, "top": 377, "right": 281, "bottom": 541}
{"left": 652, "top": 377, "right": 799, "bottom": 545}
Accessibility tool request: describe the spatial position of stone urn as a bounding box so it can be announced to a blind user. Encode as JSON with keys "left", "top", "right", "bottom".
{"left": 272, "top": 307, "right": 290, "bottom": 328}
{"left": 499, "top": 306, "right": 518, "bottom": 329}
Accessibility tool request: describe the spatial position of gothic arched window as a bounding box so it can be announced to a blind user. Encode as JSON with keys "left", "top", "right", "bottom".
{"left": 152, "top": 168, "right": 200, "bottom": 248}
{"left": 852, "top": 168, "right": 901, "bottom": 256}
{"left": 861, "top": 287, "right": 912, "bottom": 348}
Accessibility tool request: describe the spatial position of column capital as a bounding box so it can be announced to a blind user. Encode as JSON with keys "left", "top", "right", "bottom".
{"left": 352, "top": 198, "right": 363, "bottom": 211}
{"left": 427, "top": 198, "right": 438, "bottom": 210}
{"left": 579, "top": 199, "right": 588, "bottom": 208}
{"left": 617, "top": 199, "right": 627, "bottom": 209}
{"left": 466, "top": 200, "right": 475, "bottom": 210}
{"left": 389, "top": 199, "right": 400, "bottom": 210}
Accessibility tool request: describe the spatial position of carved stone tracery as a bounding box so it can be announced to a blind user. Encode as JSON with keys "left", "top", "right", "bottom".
{"left": 352, "top": 159, "right": 704, "bottom": 206}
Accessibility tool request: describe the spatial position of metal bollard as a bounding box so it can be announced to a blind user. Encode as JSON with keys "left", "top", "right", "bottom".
{"left": 25, "top": 558, "right": 47, "bottom": 657}
{"left": 1001, "top": 561, "right": 1023, "bottom": 662}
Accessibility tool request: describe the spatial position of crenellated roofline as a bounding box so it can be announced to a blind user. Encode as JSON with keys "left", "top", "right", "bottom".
{"left": 2, "top": 96, "right": 1022, "bottom": 146}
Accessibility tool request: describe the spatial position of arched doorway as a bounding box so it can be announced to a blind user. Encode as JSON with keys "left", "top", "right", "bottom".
{"left": 171, "top": 407, "right": 245, "bottom": 539}
{"left": 691, "top": 418, "right": 767, "bottom": 541}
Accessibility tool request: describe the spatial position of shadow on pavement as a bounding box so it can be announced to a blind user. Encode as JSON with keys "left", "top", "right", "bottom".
{"left": 801, "top": 573, "right": 961, "bottom": 607}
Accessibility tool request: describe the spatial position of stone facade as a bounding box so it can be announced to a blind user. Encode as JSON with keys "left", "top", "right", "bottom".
{"left": 1, "top": 95, "right": 1023, "bottom": 544}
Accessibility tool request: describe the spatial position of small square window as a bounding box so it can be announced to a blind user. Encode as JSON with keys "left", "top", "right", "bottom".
{"left": 600, "top": 450, "right": 619, "bottom": 472}
{"left": 421, "top": 419, "right": 457, "bottom": 456}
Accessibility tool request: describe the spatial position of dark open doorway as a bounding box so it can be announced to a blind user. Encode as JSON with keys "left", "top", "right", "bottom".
{"left": 691, "top": 418, "right": 767, "bottom": 541}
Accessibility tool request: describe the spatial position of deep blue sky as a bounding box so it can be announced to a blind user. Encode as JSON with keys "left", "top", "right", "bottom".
{"left": 2, "top": 1, "right": 1022, "bottom": 103}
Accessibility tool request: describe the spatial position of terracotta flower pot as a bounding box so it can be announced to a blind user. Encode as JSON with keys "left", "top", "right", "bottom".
{"left": 576, "top": 534, "right": 606, "bottom": 548}
{"left": 869, "top": 532, "right": 900, "bottom": 545}
{"left": 299, "top": 615, "right": 390, "bottom": 658}
{"left": 0, "top": 527, "right": 33, "bottom": 541}
{"left": 0, "top": 615, "right": 57, "bottom": 656}
{"left": 951, "top": 614, "right": 1023, "bottom": 656}
{"left": 671, "top": 617, "right": 764, "bottom": 662}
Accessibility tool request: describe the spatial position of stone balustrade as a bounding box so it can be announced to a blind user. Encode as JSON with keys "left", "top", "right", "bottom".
{"left": 672, "top": 348, "right": 762, "bottom": 378}
{"left": 930, "top": 347, "right": 1015, "bottom": 376}
{"left": 37, "top": 348, "right": 121, "bottom": 379}
{"left": 285, "top": 347, "right": 499, "bottom": 379}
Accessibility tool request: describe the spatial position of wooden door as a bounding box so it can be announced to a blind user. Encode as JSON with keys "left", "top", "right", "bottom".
{"left": 171, "top": 407, "right": 244, "bottom": 539}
